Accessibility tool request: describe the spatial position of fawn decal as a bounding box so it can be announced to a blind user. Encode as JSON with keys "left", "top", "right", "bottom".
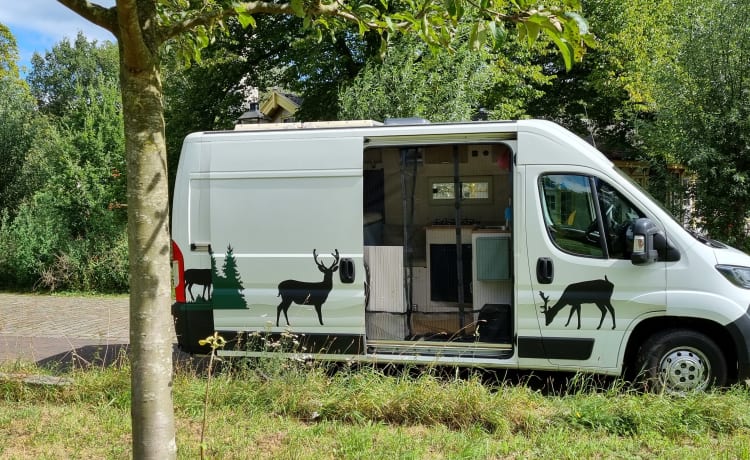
{"left": 277, "top": 249, "right": 340, "bottom": 326}
{"left": 184, "top": 268, "right": 212, "bottom": 301}
{"left": 539, "top": 276, "right": 616, "bottom": 330}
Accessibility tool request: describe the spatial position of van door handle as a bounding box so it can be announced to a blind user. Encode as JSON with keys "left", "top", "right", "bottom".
{"left": 339, "top": 258, "right": 356, "bottom": 284}
{"left": 536, "top": 257, "right": 554, "bottom": 284}
{"left": 190, "top": 242, "right": 212, "bottom": 253}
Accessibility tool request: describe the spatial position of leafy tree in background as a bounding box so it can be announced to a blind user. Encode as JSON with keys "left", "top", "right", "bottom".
{"left": 28, "top": 34, "right": 126, "bottom": 232}
{"left": 339, "top": 26, "right": 550, "bottom": 121}
{"left": 0, "top": 23, "right": 20, "bottom": 78}
{"left": 640, "top": 0, "right": 750, "bottom": 250}
{"left": 57, "top": 0, "right": 591, "bottom": 457}
{"left": 526, "top": 0, "right": 678, "bottom": 159}
{"left": 277, "top": 26, "right": 378, "bottom": 121}
{"left": 0, "top": 26, "right": 61, "bottom": 286}
{"left": 163, "top": 15, "right": 308, "bottom": 191}
{"left": 28, "top": 33, "right": 120, "bottom": 116}
{"left": 0, "top": 29, "right": 37, "bottom": 214}
{"left": 0, "top": 33, "right": 127, "bottom": 291}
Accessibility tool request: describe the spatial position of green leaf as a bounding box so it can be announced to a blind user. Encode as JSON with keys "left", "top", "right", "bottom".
{"left": 235, "top": 9, "right": 256, "bottom": 29}
{"left": 544, "top": 29, "right": 573, "bottom": 70}
{"left": 582, "top": 32, "right": 598, "bottom": 49}
{"left": 291, "top": 0, "right": 305, "bottom": 18}
{"left": 385, "top": 16, "right": 395, "bottom": 34}
{"left": 522, "top": 22, "right": 540, "bottom": 48}
{"left": 357, "top": 4, "right": 379, "bottom": 17}
{"left": 422, "top": 14, "right": 431, "bottom": 43}
{"left": 195, "top": 28, "right": 209, "bottom": 48}
{"left": 487, "top": 21, "right": 507, "bottom": 48}
{"left": 469, "top": 21, "right": 486, "bottom": 50}
{"left": 445, "top": 0, "right": 464, "bottom": 20}
{"left": 564, "top": 11, "right": 589, "bottom": 36}
{"left": 392, "top": 12, "right": 417, "bottom": 25}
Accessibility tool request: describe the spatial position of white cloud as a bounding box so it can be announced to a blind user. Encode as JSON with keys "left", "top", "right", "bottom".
{"left": 0, "top": 1, "right": 116, "bottom": 73}
{"left": 1, "top": 1, "right": 116, "bottom": 43}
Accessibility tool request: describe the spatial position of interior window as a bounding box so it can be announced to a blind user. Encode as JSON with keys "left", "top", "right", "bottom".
{"left": 539, "top": 174, "right": 644, "bottom": 259}
{"left": 430, "top": 177, "right": 491, "bottom": 202}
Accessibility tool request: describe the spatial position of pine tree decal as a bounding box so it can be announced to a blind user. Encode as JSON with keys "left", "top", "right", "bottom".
{"left": 211, "top": 244, "right": 248, "bottom": 309}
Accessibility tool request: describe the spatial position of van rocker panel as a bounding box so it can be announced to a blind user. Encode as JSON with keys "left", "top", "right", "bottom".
{"left": 518, "top": 336, "right": 595, "bottom": 360}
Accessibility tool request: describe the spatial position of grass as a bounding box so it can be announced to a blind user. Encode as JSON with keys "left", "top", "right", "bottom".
{"left": 1, "top": 356, "right": 749, "bottom": 459}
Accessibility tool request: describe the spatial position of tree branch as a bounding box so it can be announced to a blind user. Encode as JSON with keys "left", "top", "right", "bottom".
{"left": 57, "top": 0, "right": 118, "bottom": 36}
{"left": 161, "top": 3, "right": 293, "bottom": 41}
{"left": 160, "top": 0, "right": 384, "bottom": 42}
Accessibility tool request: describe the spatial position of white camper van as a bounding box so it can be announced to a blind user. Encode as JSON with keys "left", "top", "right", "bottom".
{"left": 171, "top": 119, "right": 750, "bottom": 392}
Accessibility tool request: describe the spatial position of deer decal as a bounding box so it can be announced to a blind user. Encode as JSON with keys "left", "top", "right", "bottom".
{"left": 538, "top": 276, "right": 616, "bottom": 330}
{"left": 276, "top": 249, "right": 340, "bottom": 327}
{"left": 184, "top": 268, "right": 212, "bottom": 301}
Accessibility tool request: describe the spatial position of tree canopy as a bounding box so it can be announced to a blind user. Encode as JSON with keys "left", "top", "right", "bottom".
{"left": 0, "top": 33, "right": 127, "bottom": 291}
{"left": 640, "top": 0, "right": 750, "bottom": 249}
{"left": 0, "top": 23, "right": 20, "bottom": 79}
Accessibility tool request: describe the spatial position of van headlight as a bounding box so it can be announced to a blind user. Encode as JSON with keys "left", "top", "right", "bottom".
{"left": 716, "top": 265, "right": 750, "bottom": 289}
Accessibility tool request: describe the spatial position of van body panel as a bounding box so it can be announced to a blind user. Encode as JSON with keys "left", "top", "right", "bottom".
{"left": 175, "top": 135, "right": 366, "bottom": 339}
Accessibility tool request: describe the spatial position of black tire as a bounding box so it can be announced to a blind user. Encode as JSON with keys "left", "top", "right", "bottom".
{"left": 636, "top": 329, "right": 727, "bottom": 393}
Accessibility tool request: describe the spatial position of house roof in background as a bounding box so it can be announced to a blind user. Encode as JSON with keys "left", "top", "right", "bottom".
{"left": 260, "top": 90, "right": 300, "bottom": 118}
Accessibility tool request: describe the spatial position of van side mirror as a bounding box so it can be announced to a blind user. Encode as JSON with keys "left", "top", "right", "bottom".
{"left": 631, "top": 218, "right": 659, "bottom": 265}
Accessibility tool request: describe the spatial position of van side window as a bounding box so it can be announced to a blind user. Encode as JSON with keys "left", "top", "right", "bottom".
{"left": 539, "top": 174, "right": 644, "bottom": 259}
{"left": 540, "top": 175, "right": 605, "bottom": 257}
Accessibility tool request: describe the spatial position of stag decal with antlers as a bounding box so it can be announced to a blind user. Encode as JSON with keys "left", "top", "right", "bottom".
{"left": 539, "top": 276, "right": 616, "bottom": 330}
{"left": 276, "top": 249, "right": 340, "bottom": 327}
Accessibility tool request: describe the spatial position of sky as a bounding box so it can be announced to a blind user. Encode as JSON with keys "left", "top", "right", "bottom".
{"left": 0, "top": 0, "right": 116, "bottom": 75}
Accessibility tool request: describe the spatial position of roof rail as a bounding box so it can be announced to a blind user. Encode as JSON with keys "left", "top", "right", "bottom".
{"left": 234, "top": 120, "right": 382, "bottom": 131}
{"left": 383, "top": 117, "right": 430, "bottom": 126}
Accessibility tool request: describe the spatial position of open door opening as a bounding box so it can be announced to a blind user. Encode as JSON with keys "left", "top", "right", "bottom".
{"left": 362, "top": 139, "right": 516, "bottom": 358}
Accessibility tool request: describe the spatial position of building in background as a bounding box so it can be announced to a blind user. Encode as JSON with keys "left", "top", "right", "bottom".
{"left": 237, "top": 89, "right": 300, "bottom": 125}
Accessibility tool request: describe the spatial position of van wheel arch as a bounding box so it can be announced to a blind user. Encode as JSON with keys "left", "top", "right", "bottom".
{"left": 623, "top": 317, "right": 737, "bottom": 385}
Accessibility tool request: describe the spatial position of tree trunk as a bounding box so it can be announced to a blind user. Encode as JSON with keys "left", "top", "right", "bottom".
{"left": 121, "top": 57, "right": 177, "bottom": 459}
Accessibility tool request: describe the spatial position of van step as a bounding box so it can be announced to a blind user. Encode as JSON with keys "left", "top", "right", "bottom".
{"left": 367, "top": 340, "right": 513, "bottom": 360}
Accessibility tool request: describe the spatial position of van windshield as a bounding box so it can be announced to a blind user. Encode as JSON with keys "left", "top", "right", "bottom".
{"left": 611, "top": 164, "right": 726, "bottom": 248}
{"left": 611, "top": 164, "right": 678, "bottom": 222}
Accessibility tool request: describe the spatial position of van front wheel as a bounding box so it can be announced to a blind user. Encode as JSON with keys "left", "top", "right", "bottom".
{"left": 637, "top": 329, "right": 727, "bottom": 393}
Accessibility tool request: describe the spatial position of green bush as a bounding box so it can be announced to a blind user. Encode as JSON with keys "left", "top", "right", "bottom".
{"left": 0, "top": 190, "right": 128, "bottom": 292}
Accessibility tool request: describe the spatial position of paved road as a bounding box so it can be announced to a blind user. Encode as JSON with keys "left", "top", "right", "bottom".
{"left": 0, "top": 293, "right": 133, "bottom": 365}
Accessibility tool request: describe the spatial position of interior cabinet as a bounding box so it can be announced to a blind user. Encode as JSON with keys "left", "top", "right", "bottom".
{"left": 472, "top": 232, "right": 512, "bottom": 308}
{"left": 475, "top": 235, "right": 510, "bottom": 280}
